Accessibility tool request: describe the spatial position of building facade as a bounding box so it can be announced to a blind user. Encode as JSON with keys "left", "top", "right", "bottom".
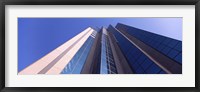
{"left": 19, "top": 23, "right": 182, "bottom": 74}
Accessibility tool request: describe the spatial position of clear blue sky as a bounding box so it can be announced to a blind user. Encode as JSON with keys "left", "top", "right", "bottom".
{"left": 18, "top": 18, "right": 182, "bottom": 72}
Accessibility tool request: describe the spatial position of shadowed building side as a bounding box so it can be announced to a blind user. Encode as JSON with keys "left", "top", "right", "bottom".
{"left": 81, "top": 28, "right": 101, "bottom": 74}
{"left": 107, "top": 30, "right": 133, "bottom": 74}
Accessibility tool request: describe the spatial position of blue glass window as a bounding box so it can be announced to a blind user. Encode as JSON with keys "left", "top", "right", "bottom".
{"left": 174, "top": 53, "right": 182, "bottom": 64}
{"left": 159, "top": 70, "right": 167, "bottom": 74}
{"left": 141, "top": 58, "right": 153, "bottom": 70}
{"left": 168, "top": 50, "right": 179, "bottom": 59}
{"left": 145, "top": 63, "right": 161, "bottom": 74}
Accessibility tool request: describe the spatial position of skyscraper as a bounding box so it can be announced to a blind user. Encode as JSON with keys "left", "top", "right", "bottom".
{"left": 19, "top": 23, "right": 182, "bottom": 74}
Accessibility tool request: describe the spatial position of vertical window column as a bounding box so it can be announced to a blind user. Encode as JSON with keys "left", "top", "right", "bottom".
{"left": 100, "top": 28, "right": 117, "bottom": 74}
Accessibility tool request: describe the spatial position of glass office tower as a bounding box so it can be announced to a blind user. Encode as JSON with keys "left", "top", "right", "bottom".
{"left": 19, "top": 23, "right": 182, "bottom": 74}
{"left": 107, "top": 24, "right": 182, "bottom": 74}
